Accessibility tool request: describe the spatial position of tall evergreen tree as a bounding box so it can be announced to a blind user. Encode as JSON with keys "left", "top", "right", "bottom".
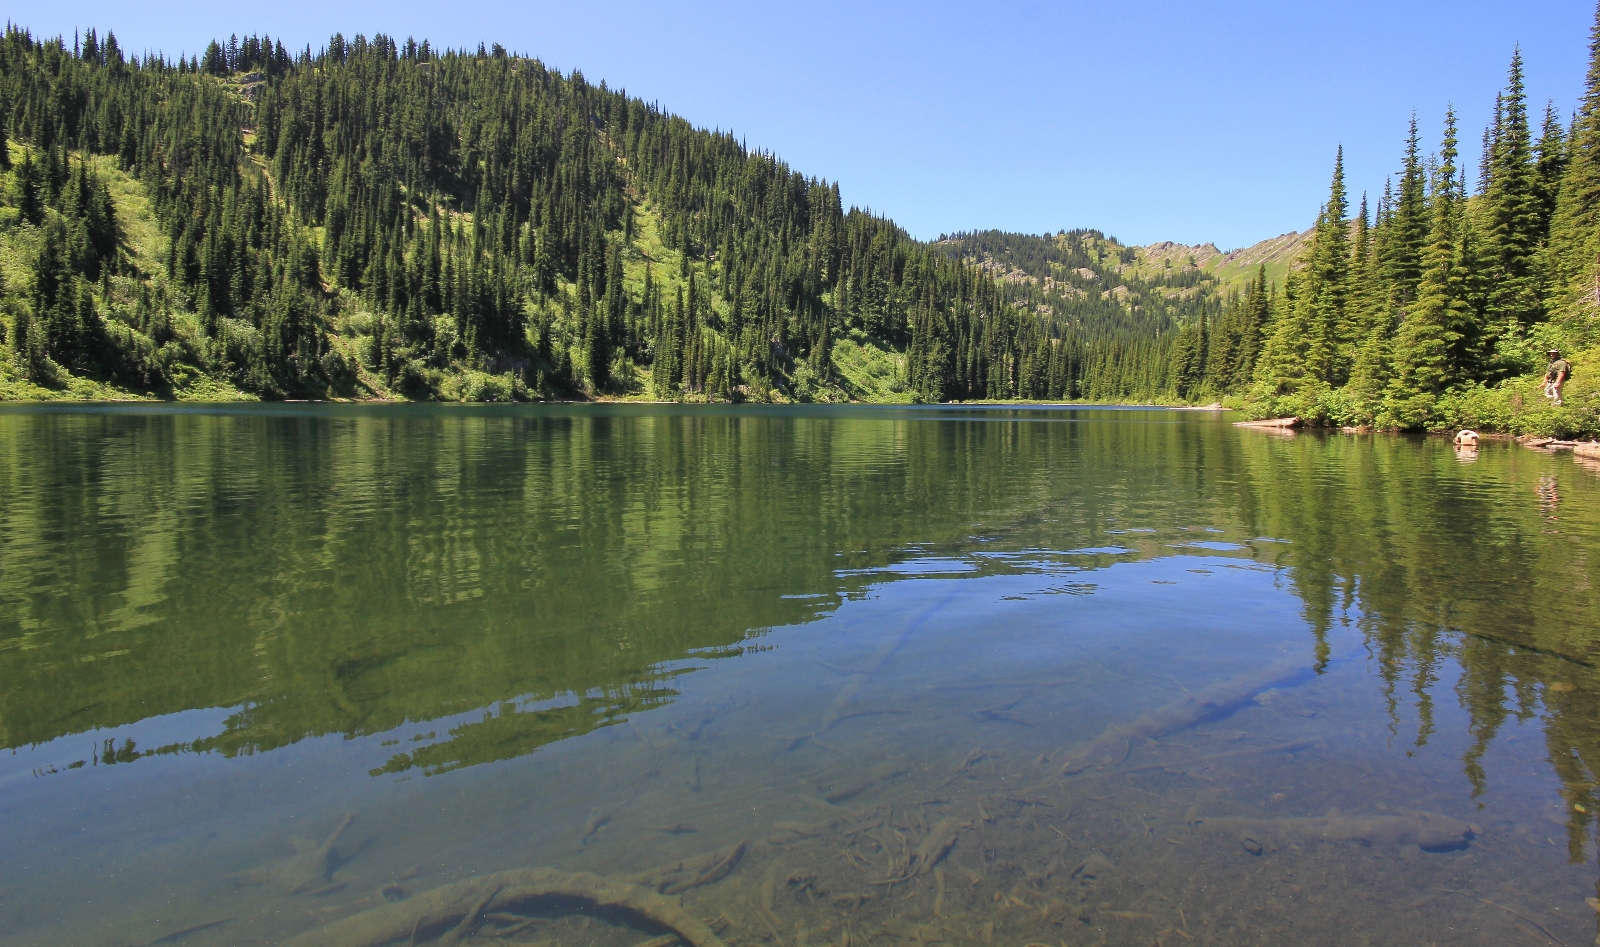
{"left": 1479, "top": 49, "right": 1544, "bottom": 331}
{"left": 1548, "top": 1, "right": 1600, "bottom": 314}
{"left": 1252, "top": 267, "right": 1312, "bottom": 410}
{"left": 1235, "top": 265, "right": 1270, "bottom": 390}
{"left": 1534, "top": 102, "right": 1567, "bottom": 237}
{"left": 1344, "top": 193, "right": 1391, "bottom": 422}
{"left": 1170, "top": 314, "right": 1207, "bottom": 399}
{"left": 1305, "top": 147, "right": 1352, "bottom": 387}
{"left": 1387, "top": 108, "right": 1471, "bottom": 426}
{"left": 1379, "top": 116, "right": 1429, "bottom": 310}
{"left": 16, "top": 149, "right": 43, "bottom": 225}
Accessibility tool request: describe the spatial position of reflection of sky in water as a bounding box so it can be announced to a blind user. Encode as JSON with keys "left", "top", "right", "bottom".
{"left": 5, "top": 543, "right": 1590, "bottom": 945}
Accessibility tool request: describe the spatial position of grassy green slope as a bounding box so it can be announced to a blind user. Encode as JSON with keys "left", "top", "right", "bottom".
{"left": 0, "top": 98, "right": 1284, "bottom": 407}
{"left": 1132, "top": 229, "right": 1309, "bottom": 296}
{"left": 0, "top": 138, "right": 868, "bottom": 405}
{"left": 0, "top": 143, "right": 260, "bottom": 402}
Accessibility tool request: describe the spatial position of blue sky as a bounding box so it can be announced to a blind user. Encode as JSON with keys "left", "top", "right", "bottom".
{"left": 8, "top": 1, "right": 1595, "bottom": 249}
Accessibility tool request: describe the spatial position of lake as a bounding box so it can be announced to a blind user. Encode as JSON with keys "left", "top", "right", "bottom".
{"left": 2, "top": 403, "right": 1599, "bottom": 947}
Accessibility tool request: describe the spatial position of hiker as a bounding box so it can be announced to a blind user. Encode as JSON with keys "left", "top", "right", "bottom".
{"left": 1544, "top": 350, "right": 1572, "bottom": 405}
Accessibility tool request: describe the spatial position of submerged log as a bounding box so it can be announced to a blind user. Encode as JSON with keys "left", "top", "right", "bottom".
{"left": 230, "top": 813, "right": 356, "bottom": 894}
{"left": 1057, "top": 659, "right": 1309, "bottom": 776}
{"left": 1233, "top": 417, "right": 1300, "bottom": 429}
{"left": 873, "top": 814, "right": 971, "bottom": 884}
{"left": 627, "top": 840, "right": 749, "bottom": 895}
{"left": 283, "top": 867, "right": 728, "bottom": 947}
{"left": 1192, "top": 810, "right": 1475, "bottom": 853}
{"left": 909, "top": 816, "right": 969, "bottom": 876}
{"left": 1126, "top": 739, "right": 1315, "bottom": 776}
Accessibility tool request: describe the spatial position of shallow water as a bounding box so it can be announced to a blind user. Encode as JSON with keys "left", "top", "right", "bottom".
{"left": 2, "top": 404, "right": 1599, "bottom": 947}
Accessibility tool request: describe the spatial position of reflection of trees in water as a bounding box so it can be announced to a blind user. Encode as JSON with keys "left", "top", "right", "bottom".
{"left": 361, "top": 685, "right": 680, "bottom": 777}
{"left": 0, "top": 409, "right": 1170, "bottom": 772}
{"left": 1230, "top": 433, "right": 1600, "bottom": 860}
{"left": 0, "top": 410, "right": 848, "bottom": 762}
{"left": 3, "top": 409, "right": 1598, "bottom": 845}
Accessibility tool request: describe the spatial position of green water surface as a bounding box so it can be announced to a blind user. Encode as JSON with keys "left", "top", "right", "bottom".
{"left": 2, "top": 404, "right": 1599, "bottom": 947}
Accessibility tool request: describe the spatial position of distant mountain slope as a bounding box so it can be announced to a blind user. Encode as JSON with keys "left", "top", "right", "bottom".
{"left": 933, "top": 229, "right": 1217, "bottom": 334}
{"left": 936, "top": 226, "right": 1310, "bottom": 328}
{"left": 1133, "top": 230, "right": 1310, "bottom": 295}
{"left": 933, "top": 227, "right": 1304, "bottom": 406}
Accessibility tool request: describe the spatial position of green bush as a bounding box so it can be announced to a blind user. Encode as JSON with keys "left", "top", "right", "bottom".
{"left": 1434, "top": 353, "right": 1600, "bottom": 438}
{"left": 442, "top": 369, "right": 519, "bottom": 402}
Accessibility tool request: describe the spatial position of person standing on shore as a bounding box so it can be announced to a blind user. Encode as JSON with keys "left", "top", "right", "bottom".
{"left": 1544, "top": 350, "right": 1572, "bottom": 406}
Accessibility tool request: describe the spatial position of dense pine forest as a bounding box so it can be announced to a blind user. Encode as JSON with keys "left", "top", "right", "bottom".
{"left": 931, "top": 229, "right": 1212, "bottom": 402}
{"left": 2, "top": 13, "right": 1600, "bottom": 431}
{"left": 926, "top": 8, "right": 1600, "bottom": 436}
{"left": 1195, "top": 13, "right": 1600, "bottom": 435}
{"left": 0, "top": 25, "right": 1185, "bottom": 406}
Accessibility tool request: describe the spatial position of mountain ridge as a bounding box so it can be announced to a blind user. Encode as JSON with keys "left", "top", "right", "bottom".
{"left": 1135, "top": 229, "right": 1309, "bottom": 294}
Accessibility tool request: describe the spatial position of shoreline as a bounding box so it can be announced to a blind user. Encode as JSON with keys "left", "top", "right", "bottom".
{"left": 0, "top": 397, "right": 1224, "bottom": 410}
{"left": 1235, "top": 417, "right": 1600, "bottom": 453}
{"left": 3, "top": 397, "right": 1592, "bottom": 441}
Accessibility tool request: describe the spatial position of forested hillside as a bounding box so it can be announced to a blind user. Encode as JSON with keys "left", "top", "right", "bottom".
{"left": 1171, "top": 12, "right": 1600, "bottom": 435}
{"left": 932, "top": 230, "right": 1198, "bottom": 401}
{"left": 4, "top": 13, "right": 1600, "bottom": 426}
{"left": 939, "top": 9, "right": 1600, "bottom": 434}
{"left": 0, "top": 26, "right": 1178, "bottom": 405}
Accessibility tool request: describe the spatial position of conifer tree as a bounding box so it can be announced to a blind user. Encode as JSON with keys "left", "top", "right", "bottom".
{"left": 1251, "top": 267, "right": 1312, "bottom": 412}
{"left": 1344, "top": 194, "right": 1391, "bottom": 422}
{"left": 1348, "top": 193, "right": 1380, "bottom": 335}
{"left": 10, "top": 305, "right": 49, "bottom": 381}
{"left": 1479, "top": 49, "right": 1544, "bottom": 331}
{"left": 16, "top": 149, "right": 43, "bottom": 225}
{"left": 1204, "top": 293, "right": 1241, "bottom": 394}
{"left": 1170, "top": 314, "right": 1207, "bottom": 399}
{"left": 1305, "top": 148, "right": 1352, "bottom": 388}
{"left": 1380, "top": 117, "right": 1428, "bottom": 309}
{"left": 1535, "top": 102, "right": 1567, "bottom": 236}
{"left": 1387, "top": 108, "right": 1471, "bottom": 426}
{"left": 1548, "top": 1, "right": 1600, "bottom": 313}
{"left": 1344, "top": 331, "right": 1391, "bottom": 424}
{"left": 585, "top": 299, "right": 611, "bottom": 392}
{"left": 1235, "top": 265, "right": 1270, "bottom": 390}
